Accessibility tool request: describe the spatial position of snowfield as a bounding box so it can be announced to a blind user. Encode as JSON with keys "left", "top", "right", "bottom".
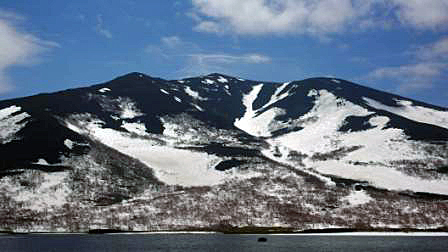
{"left": 65, "top": 114, "right": 258, "bottom": 186}
{"left": 364, "top": 97, "right": 448, "bottom": 129}
{"left": 259, "top": 89, "right": 448, "bottom": 195}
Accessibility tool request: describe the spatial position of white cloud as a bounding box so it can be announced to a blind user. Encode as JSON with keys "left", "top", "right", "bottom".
{"left": 0, "top": 11, "right": 58, "bottom": 93}
{"left": 145, "top": 35, "right": 270, "bottom": 76}
{"left": 161, "top": 36, "right": 182, "bottom": 48}
{"left": 392, "top": 0, "right": 448, "bottom": 29}
{"left": 368, "top": 62, "right": 446, "bottom": 79}
{"left": 179, "top": 53, "right": 271, "bottom": 76}
{"left": 95, "top": 14, "right": 112, "bottom": 39}
{"left": 190, "top": 0, "right": 448, "bottom": 35}
{"left": 417, "top": 36, "right": 448, "bottom": 60}
{"left": 187, "top": 53, "right": 271, "bottom": 64}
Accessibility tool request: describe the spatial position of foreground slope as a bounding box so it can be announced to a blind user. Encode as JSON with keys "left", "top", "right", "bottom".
{"left": 0, "top": 72, "right": 448, "bottom": 232}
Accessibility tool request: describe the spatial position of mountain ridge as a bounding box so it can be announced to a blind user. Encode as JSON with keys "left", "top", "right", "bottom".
{"left": 1, "top": 72, "right": 448, "bottom": 232}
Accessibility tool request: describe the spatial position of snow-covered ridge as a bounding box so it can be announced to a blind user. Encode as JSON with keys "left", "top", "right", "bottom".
{"left": 364, "top": 97, "right": 448, "bottom": 129}
{"left": 0, "top": 105, "right": 31, "bottom": 144}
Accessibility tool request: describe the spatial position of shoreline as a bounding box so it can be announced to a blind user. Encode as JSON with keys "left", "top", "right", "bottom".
{"left": 2, "top": 228, "right": 448, "bottom": 236}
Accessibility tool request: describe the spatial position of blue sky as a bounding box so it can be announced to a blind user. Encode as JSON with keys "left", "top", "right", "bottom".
{"left": 0, "top": 0, "right": 447, "bottom": 107}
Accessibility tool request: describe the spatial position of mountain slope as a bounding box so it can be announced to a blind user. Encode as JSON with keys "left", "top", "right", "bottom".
{"left": 1, "top": 72, "right": 448, "bottom": 232}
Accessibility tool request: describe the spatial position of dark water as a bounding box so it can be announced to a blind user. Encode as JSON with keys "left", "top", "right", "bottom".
{"left": 1, "top": 234, "right": 447, "bottom": 252}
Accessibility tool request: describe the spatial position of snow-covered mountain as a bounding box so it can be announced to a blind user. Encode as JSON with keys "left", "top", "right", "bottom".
{"left": 1, "top": 72, "right": 448, "bottom": 232}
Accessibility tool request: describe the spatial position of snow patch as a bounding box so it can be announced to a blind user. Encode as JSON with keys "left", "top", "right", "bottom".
{"left": 117, "top": 98, "right": 144, "bottom": 119}
{"left": 121, "top": 121, "right": 148, "bottom": 136}
{"left": 64, "top": 139, "right": 74, "bottom": 150}
{"left": 364, "top": 97, "right": 448, "bottom": 129}
{"left": 34, "top": 159, "right": 50, "bottom": 165}
{"left": 0, "top": 105, "right": 30, "bottom": 144}
{"left": 331, "top": 79, "right": 341, "bottom": 84}
{"left": 177, "top": 80, "right": 185, "bottom": 84}
{"left": 217, "top": 76, "right": 228, "bottom": 83}
{"left": 184, "top": 86, "right": 208, "bottom": 101}
{"left": 313, "top": 160, "right": 448, "bottom": 195}
{"left": 174, "top": 96, "right": 182, "bottom": 103}
{"left": 342, "top": 190, "right": 372, "bottom": 206}
{"left": 98, "top": 88, "right": 111, "bottom": 93}
{"left": 160, "top": 89, "right": 169, "bottom": 95}
{"left": 202, "top": 79, "right": 215, "bottom": 85}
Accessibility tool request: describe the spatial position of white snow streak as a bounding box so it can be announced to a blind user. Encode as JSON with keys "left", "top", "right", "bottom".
{"left": 184, "top": 86, "right": 208, "bottom": 101}
{"left": 0, "top": 105, "right": 30, "bottom": 144}
{"left": 64, "top": 139, "right": 74, "bottom": 150}
{"left": 364, "top": 97, "right": 448, "bottom": 129}
{"left": 234, "top": 84, "right": 264, "bottom": 136}
{"left": 174, "top": 96, "right": 182, "bottom": 103}
{"left": 217, "top": 76, "right": 228, "bottom": 83}
{"left": 191, "top": 103, "right": 204, "bottom": 111}
{"left": 202, "top": 79, "right": 215, "bottom": 85}
{"left": 234, "top": 83, "right": 294, "bottom": 137}
{"left": 160, "top": 89, "right": 170, "bottom": 95}
{"left": 98, "top": 88, "right": 111, "bottom": 93}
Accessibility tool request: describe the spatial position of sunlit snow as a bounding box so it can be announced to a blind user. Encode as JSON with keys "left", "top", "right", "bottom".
{"left": 364, "top": 97, "right": 448, "bottom": 129}
{"left": 202, "top": 79, "right": 215, "bottom": 85}
{"left": 184, "top": 86, "right": 208, "bottom": 101}
{"left": 65, "top": 115, "right": 255, "bottom": 186}
{"left": 342, "top": 190, "right": 372, "bottom": 206}
{"left": 121, "top": 121, "right": 148, "bottom": 136}
{"left": 98, "top": 88, "right": 111, "bottom": 93}
{"left": 64, "top": 139, "right": 74, "bottom": 149}
{"left": 160, "top": 89, "right": 169, "bottom": 95}
{"left": 217, "top": 76, "right": 228, "bottom": 83}
{"left": 0, "top": 105, "right": 30, "bottom": 144}
{"left": 118, "top": 97, "right": 144, "bottom": 119}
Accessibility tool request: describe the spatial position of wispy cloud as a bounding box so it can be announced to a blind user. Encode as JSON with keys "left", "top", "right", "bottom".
{"left": 365, "top": 37, "right": 448, "bottom": 93}
{"left": 0, "top": 10, "right": 59, "bottom": 93}
{"left": 190, "top": 0, "right": 448, "bottom": 36}
{"left": 416, "top": 36, "right": 448, "bottom": 60}
{"left": 144, "top": 36, "right": 271, "bottom": 77}
{"left": 161, "top": 36, "right": 183, "bottom": 48}
{"left": 95, "top": 14, "right": 112, "bottom": 39}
